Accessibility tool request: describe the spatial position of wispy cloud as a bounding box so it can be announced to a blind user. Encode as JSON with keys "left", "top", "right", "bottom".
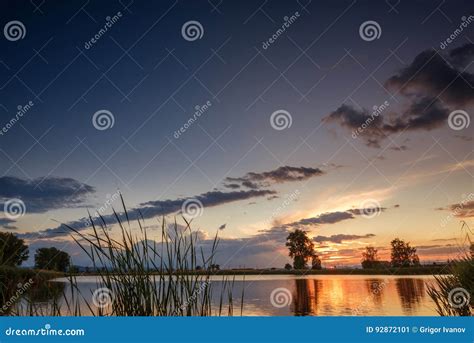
{"left": 0, "top": 218, "right": 18, "bottom": 230}
{"left": 313, "top": 233, "right": 376, "bottom": 244}
{"left": 19, "top": 189, "right": 276, "bottom": 240}
{"left": 280, "top": 206, "right": 386, "bottom": 229}
{"left": 436, "top": 200, "right": 474, "bottom": 218}
{"left": 224, "top": 165, "right": 324, "bottom": 189}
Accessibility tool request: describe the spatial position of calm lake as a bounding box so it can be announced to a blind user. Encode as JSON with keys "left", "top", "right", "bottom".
{"left": 44, "top": 275, "right": 439, "bottom": 316}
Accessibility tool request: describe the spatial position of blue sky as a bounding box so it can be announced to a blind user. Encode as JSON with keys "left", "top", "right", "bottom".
{"left": 0, "top": 0, "right": 472, "bottom": 267}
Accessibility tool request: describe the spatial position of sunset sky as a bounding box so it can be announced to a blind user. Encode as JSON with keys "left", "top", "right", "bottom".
{"left": 0, "top": 0, "right": 472, "bottom": 267}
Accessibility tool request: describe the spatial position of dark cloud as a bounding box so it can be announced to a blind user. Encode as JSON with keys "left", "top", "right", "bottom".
{"left": 222, "top": 183, "right": 240, "bottom": 189}
{"left": 0, "top": 218, "right": 18, "bottom": 230}
{"left": 288, "top": 211, "right": 355, "bottom": 227}
{"left": 282, "top": 206, "right": 386, "bottom": 229}
{"left": 19, "top": 189, "right": 276, "bottom": 240}
{"left": 454, "top": 134, "right": 473, "bottom": 142}
{"left": 0, "top": 176, "right": 95, "bottom": 213}
{"left": 383, "top": 96, "right": 450, "bottom": 133}
{"left": 313, "top": 233, "right": 376, "bottom": 244}
{"left": 390, "top": 145, "right": 409, "bottom": 151}
{"left": 448, "top": 43, "right": 474, "bottom": 69}
{"left": 385, "top": 48, "right": 474, "bottom": 107}
{"left": 224, "top": 166, "right": 324, "bottom": 189}
{"left": 347, "top": 207, "right": 387, "bottom": 216}
{"left": 323, "top": 104, "right": 386, "bottom": 148}
{"left": 324, "top": 46, "right": 474, "bottom": 147}
{"left": 324, "top": 97, "right": 450, "bottom": 147}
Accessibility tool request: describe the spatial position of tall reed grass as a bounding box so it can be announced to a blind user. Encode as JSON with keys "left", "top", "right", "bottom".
{"left": 427, "top": 222, "right": 473, "bottom": 316}
{"left": 12, "top": 195, "right": 244, "bottom": 316}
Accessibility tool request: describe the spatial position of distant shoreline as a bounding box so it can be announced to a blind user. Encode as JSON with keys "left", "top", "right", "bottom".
{"left": 66, "top": 265, "right": 451, "bottom": 277}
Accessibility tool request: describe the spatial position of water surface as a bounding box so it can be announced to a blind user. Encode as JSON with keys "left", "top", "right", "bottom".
{"left": 46, "top": 275, "right": 438, "bottom": 316}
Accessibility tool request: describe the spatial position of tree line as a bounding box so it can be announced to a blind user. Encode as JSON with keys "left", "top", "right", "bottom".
{"left": 285, "top": 229, "right": 422, "bottom": 269}
{"left": 0, "top": 232, "right": 70, "bottom": 272}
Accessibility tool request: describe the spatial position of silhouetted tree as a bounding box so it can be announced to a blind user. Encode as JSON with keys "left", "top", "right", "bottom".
{"left": 311, "top": 255, "right": 322, "bottom": 270}
{"left": 390, "top": 238, "right": 419, "bottom": 267}
{"left": 361, "top": 246, "right": 379, "bottom": 269}
{"left": 0, "top": 232, "right": 28, "bottom": 267}
{"left": 286, "top": 229, "right": 315, "bottom": 269}
{"left": 284, "top": 263, "right": 292, "bottom": 271}
{"left": 34, "top": 247, "right": 70, "bottom": 272}
{"left": 209, "top": 264, "right": 220, "bottom": 271}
